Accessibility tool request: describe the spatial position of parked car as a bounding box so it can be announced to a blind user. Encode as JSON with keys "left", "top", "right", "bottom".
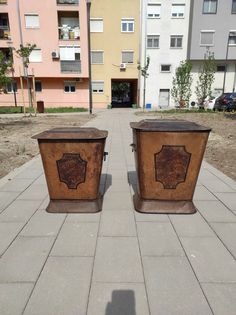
{"left": 213, "top": 93, "right": 236, "bottom": 111}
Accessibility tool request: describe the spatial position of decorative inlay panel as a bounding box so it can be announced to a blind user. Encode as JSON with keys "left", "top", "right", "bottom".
{"left": 57, "top": 153, "right": 87, "bottom": 189}
{"left": 155, "top": 145, "right": 191, "bottom": 189}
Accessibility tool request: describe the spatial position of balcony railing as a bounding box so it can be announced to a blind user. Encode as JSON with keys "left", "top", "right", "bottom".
{"left": 60, "top": 60, "right": 81, "bottom": 73}
{"left": 57, "top": 0, "right": 79, "bottom": 5}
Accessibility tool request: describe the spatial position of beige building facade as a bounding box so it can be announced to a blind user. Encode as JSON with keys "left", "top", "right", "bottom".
{"left": 90, "top": 0, "right": 140, "bottom": 108}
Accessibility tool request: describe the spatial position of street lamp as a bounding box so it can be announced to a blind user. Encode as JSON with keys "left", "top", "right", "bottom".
{"left": 86, "top": 0, "right": 92, "bottom": 114}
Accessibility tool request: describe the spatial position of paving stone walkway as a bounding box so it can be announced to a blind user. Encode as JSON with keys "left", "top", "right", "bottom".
{"left": 0, "top": 109, "right": 236, "bottom": 315}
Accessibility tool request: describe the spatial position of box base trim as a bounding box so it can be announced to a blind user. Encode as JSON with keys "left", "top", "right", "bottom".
{"left": 46, "top": 196, "right": 102, "bottom": 213}
{"left": 133, "top": 193, "right": 196, "bottom": 214}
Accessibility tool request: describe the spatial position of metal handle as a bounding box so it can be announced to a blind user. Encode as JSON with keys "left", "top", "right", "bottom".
{"left": 130, "top": 143, "right": 136, "bottom": 152}
{"left": 103, "top": 152, "right": 108, "bottom": 161}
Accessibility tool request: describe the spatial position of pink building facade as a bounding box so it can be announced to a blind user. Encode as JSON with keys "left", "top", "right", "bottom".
{"left": 0, "top": 0, "right": 89, "bottom": 108}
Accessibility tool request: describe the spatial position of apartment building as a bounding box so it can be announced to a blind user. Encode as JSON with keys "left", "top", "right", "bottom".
{"left": 140, "top": 0, "right": 191, "bottom": 109}
{"left": 0, "top": 0, "right": 89, "bottom": 108}
{"left": 90, "top": 0, "right": 140, "bottom": 108}
{"left": 188, "top": 0, "right": 236, "bottom": 98}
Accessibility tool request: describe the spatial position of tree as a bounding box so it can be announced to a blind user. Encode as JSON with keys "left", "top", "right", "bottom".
{"left": 0, "top": 51, "right": 12, "bottom": 93}
{"left": 15, "top": 43, "right": 36, "bottom": 70}
{"left": 195, "top": 51, "right": 216, "bottom": 108}
{"left": 137, "top": 56, "right": 150, "bottom": 110}
{"left": 171, "top": 60, "right": 193, "bottom": 107}
{"left": 14, "top": 43, "right": 36, "bottom": 109}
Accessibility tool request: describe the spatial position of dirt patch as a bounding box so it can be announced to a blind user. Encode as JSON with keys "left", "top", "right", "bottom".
{"left": 136, "top": 111, "right": 236, "bottom": 181}
{"left": 0, "top": 114, "right": 93, "bottom": 179}
{"left": 0, "top": 111, "right": 235, "bottom": 181}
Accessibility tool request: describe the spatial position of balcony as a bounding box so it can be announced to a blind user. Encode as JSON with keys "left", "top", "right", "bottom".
{"left": 57, "top": 0, "right": 79, "bottom": 5}
{"left": 58, "top": 11, "right": 80, "bottom": 40}
{"left": 60, "top": 60, "right": 81, "bottom": 73}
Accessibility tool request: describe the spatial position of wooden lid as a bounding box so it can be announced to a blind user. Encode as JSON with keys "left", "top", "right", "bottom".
{"left": 32, "top": 127, "right": 108, "bottom": 140}
{"left": 130, "top": 119, "right": 211, "bottom": 132}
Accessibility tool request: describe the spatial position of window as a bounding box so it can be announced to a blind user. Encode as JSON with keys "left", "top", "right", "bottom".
{"left": 64, "top": 81, "right": 76, "bottom": 93}
{"left": 216, "top": 65, "right": 226, "bottom": 72}
{"left": 122, "top": 51, "right": 134, "bottom": 63}
{"left": 147, "top": 4, "right": 161, "bottom": 18}
{"left": 91, "top": 51, "right": 103, "bottom": 64}
{"left": 229, "top": 31, "right": 236, "bottom": 45}
{"left": 121, "top": 19, "right": 134, "bottom": 32}
{"left": 35, "top": 81, "right": 42, "bottom": 92}
{"left": 203, "top": 0, "right": 217, "bottom": 14}
{"left": 200, "top": 31, "right": 214, "bottom": 46}
{"left": 59, "top": 46, "right": 80, "bottom": 60}
{"left": 171, "top": 4, "right": 185, "bottom": 18}
{"left": 25, "top": 14, "right": 39, "bottom": 28}
{"left": 147, "top": 35, "right": 159, "bottom": 48}
{"left": 161, "top": 65, "right": 171, "bottom": 72}
{"left": 29, "top": 49, "right": 42, "bottom": 62}
{"left": 92, "top": 81, "right": 104, "bottom": 93}
{"left": 6, "top": 81, "right": 17, "bottom": 93}
{"left": 233, "top": 0, "right": 236, "bottom": 13}
{"left": 90, "top": 18, "right": 103, "bottom": 32}
{"left": 170, "top": 35, "right": 183, "bottom": 48}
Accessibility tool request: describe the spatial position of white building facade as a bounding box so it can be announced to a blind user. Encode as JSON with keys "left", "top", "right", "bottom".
{"left": 140, "top": 0, "right": 191, "bottom": 109}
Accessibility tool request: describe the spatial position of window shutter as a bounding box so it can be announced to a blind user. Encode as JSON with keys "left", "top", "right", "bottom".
{"left": 25, "top": 15, "right": 39, "bottom": 28}
{"left": 29, "top": 49, "right": 42, "bottom": 62}
{"left": 122, "top": 51, "right": 133, "bottom": 63}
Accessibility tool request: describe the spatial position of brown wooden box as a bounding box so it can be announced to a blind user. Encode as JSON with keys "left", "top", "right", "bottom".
{"left": 32, "top": 127, "right": 108, "bottom": 213}
{"left": 130, "top": 119, "right": 211, "bottom": 214}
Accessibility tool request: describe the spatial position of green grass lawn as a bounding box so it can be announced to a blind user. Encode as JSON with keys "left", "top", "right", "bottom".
{"left": 0, "top": 106, "right": 88, "bottom": 114}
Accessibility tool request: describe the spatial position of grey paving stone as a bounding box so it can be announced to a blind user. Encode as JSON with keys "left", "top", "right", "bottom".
{"left": 103, "top": 191, "right": 133, "bottom": 211}
{"left": 106, "top": 180, "right": 130, "bottom": 193}
{"left": 93, "top": 237, "right": 143, "bottom": 282}
{"left": 210, "top": 223, "right": 236, "bottom": 258}
{"left": 193, "top": 186, "right": 217, "bottom": 201}
{"left": 135, "top": 212, "right": 169, "bottom": 222}
{"left": 0, "top": 178, "right": 34, "bottom": 192}
{"left": 143, "top": 256, "right": 212, "bottom": 315}
{"left": 66, "top": 212, "right": 100, "bottom": 223}
{"left": 0, "top": 222, "right": 24, "bottom": 255}
{"left": 0, "top": 192, "right": 20, "bottom": 213}
{"left": 99, "top": 210, "right": 136, "bottom": 236}
{"left": 215, "top": 192, "right": 236, "bottom": 211}
{"left": 202, "top": 283, "right": 236, "bottom": 315}
{"left": 14, "top": 169, "right": 43, "bottom": 179}
{"left": 181, "top": 236, "right": 236, "bottom": 282}
{"left": 50, "top": 222, "right": 98, "bottom": 257}
{"left": 137, "top": 222, "right": 184, "bottom": 256}
{"left": 37, "top": 196, "right": 50, "bottom": 210}
{"left": 170, "top": 212, "right": 215, "bottom": 237}
{"left": 0, "top": 200, "right": 42, "bottom": 222}
{"left": 87, "top": 282, "right": 149, "bottom": 315}
{"left": 198, "top": 170, "right": 234, "bottom": 193}
{"left": 20, "top": 211, "right": 66, "bottom": 237}
{"left": 23, "top": 256, "right": 93, "bottom": 315}
{"left": 0, "top": 236, "right": 54, "bottom": 282}
{"left": 195, "top": 200, "right": 236, "bottom": 222}
{"left": 32, "top": 174, "right": 47, "bottom": 185}
{"left": 0, "top": 283, "right": 34, "bottom": 315}
{"left": 17, "top": 184, "right": 48, "bottom": 201}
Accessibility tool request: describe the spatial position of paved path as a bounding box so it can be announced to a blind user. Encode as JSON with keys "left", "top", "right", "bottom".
{"left": 0, "top": 109, "right": 236, "bottom": 315}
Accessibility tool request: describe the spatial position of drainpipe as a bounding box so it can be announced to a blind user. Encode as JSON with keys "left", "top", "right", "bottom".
{"left": 86, "top": 0, "right": 92, "bottom": 114}
{"left": 222, "top": 33, "right": 230, "bottom": 93}
{"left": 142, "top": 0, "right": 147, "bottom": 111}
